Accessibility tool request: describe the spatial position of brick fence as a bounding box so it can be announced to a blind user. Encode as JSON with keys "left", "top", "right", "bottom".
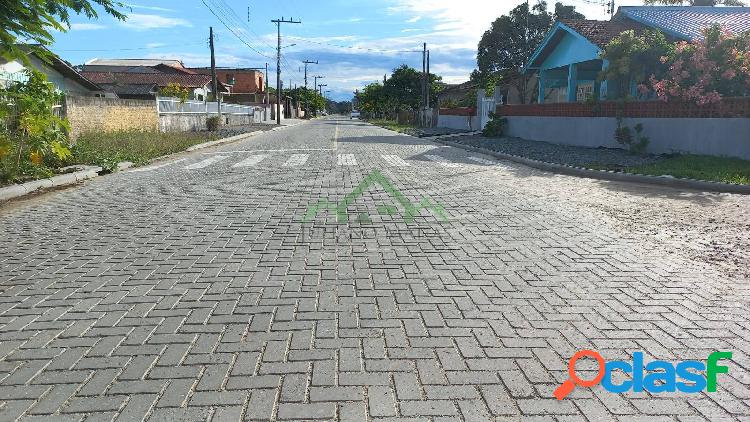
{"left": 64, "top": 96, "right": 158, "bottom": 139}
{"left": 498, "top": 97, "right": 750, "bottom": 118}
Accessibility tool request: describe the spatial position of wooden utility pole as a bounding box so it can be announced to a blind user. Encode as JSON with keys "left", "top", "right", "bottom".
{"left": 264, "top": 63, "right": 269, "bottom": 121}
{"left": 209, "top": 27, "right": 221, "bottom": 117}
{"left": 303, "top": 60, "right": 318, "bottom": 117}
{"left": 272, "top": 17, "right": 301, "bottom": 125}
{"left": 427, "top": 49, "right": 431, "bottom": 110}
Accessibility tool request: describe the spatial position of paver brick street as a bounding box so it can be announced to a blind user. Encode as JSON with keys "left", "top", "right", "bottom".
{"left": 1, "top": 118, "right": 749, "bottom": 421}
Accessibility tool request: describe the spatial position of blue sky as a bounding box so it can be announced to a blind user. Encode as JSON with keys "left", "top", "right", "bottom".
{"left": 51, "top": 0, "right": 645, "bottom": 101}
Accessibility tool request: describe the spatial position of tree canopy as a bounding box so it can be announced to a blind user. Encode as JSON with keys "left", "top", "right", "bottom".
{"left": 472, "top": 1, "right": 585, "bottom": 103}
{"left": 1, "top": 0, "right": 126, "bottom": 61}
{"left": 356, "top": 65, "right": 442, "bottom": 117}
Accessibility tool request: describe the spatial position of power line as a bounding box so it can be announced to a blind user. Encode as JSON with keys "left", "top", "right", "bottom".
{"left": 210, "top": 0, "right": 299, "bottom": 74}
{"left": 200, "top": 0, "right": 273, "bottom": 60}
{"left": 285, "top": 36, "right": 422, "bottom": 54}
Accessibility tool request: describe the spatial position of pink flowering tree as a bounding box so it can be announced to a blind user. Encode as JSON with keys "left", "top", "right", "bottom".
{"left": 648, "top": 25, "right": 750, "bottom": 105}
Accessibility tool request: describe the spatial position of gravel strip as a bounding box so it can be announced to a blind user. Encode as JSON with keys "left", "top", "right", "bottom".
{"left": 452, "top": 134, "right": 664, "bottom": 168}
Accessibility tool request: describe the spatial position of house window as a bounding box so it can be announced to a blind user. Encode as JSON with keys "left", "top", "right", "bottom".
{"left": 226, "top": 74, "right": 235, "bottom": 85}
{"left": 577, "top": 82, "right": 594, "bottom": 102}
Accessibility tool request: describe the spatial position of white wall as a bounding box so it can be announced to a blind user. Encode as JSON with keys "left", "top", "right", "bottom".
{"left": 505, "top": 116, "right": 750, "bottom": 160}
{"left": 437, "top": 115, "right": 480, "bottom": 131}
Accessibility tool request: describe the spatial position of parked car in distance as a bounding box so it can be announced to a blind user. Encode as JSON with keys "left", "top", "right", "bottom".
{"left": 350, "top": 110, "right": 360, "bottom": 119}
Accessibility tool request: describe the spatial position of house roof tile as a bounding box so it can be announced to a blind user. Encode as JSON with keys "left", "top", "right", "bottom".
{"left": 81, "top": 71, "right": 213, "bottom": 88}
{"left": 560, "top": 19, "right": 647, "bottom": 48}
{"left": 618, "top": 6, "right": 750, "bottom": 40}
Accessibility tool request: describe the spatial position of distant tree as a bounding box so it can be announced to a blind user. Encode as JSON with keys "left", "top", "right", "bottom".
{"left": 644, "top": 0, "right": 745, "bottom": 6}
{"left": 357, "top": 83, "right": 390, "bottom": 118}
{"left": 285, "top": 87, "right": 326, "bottom": 115}
{"left": 326, "top": 100, "right": 352, "bottom": 114}
{"left": 1, "top": 0, "right": 127, "bottom": 62}
{"left": 472, "top": 2, "right": 585, "bottom": 103}
{"left": 356, "top": 65, "right": 443, "bottom": 118}
{"left": 159, "top": 83, "right": 190, "bottom": 102}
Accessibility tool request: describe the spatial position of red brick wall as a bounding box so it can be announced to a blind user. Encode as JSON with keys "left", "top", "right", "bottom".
{"left": 215, "top": 70, "right": 264, "bottom": 94}
{"left": 439, "top": 107, "right": 476, "bottom": 116}
{"left": 498, "top": 98, "right": 750, "bottom": 118}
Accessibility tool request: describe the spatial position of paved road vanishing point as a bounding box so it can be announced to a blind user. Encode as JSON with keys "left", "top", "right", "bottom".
{"left": 1, "top": 118, "right": 749, "bottom": 421}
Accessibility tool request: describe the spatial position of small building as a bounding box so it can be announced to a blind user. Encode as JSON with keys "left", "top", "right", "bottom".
{"left": 525, "top": 6, "right": 750, "bottom": 104}
{"left": 189, "top": 67, "right": 266, "bottom": 104}
{"left": 0, "top": 45, "right": 107, "bottom": 96}
{"left": 81, "top": 59, "right": 230, "bottom": 100}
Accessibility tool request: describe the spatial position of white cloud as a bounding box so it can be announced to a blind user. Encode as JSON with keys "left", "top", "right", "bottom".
{"left": 128, "top": 4, "right": 176, "bottom": 12}
{"left": 406, "top": 16, "right": 422, "bottom": 23}
{"left": 123, "top": 13, "right": 192, "bottom": 30}
{"left": 70, "top": 23, "right": 106, "bottom": 31}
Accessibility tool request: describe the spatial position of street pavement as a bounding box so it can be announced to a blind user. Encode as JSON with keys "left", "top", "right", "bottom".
{"left": 0, "top": 117, "right": 748, "bottom": 421}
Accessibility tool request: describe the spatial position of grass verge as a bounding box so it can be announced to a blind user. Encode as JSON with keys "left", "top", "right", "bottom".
{"left": 71, "top": 131, "right": 220, "bottom": 172}
{"left": 368, "top": 119, "right": 417, "bottom": 134}
{"left": 624, "top": 155, "right": 750, "bottom": 185}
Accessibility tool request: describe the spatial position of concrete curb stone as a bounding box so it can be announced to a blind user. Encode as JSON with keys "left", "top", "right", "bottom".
{"left": 0, "top": 166, "right": 103, "bottom": 202}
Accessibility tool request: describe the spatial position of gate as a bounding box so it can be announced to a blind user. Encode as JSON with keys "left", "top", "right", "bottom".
{"left": 480, "top": 97, "right": 496, "bottom": 129}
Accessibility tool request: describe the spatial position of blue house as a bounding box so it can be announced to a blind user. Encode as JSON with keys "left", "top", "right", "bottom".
{"left": 525, "top": 6, "right": 750, "bottom": 104}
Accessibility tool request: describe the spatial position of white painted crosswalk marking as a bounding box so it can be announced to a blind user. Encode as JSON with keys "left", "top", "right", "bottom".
{"left": 425, "top": 154, "right": 459, "bottom": 168}
{"left": 381, "top": 155, "right": 410, "bottom": 167}
{"left": 232, "top": 154, "right": 268, "bottom": 168}
{"left": 283, "top": 154, "right": 309, "bottom": 167}
{"left": 468, "top": 156, "right": 497, "bottom": 165}
{"left": 337, "top": 154, "right": 357, "bottom": 166}
{"left": 185, "top": 156, "right": 228, "bottom": 170}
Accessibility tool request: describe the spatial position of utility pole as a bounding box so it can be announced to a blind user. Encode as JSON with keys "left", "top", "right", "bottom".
{"left": 318, "top": 83, "right": 327, "bottom": 97}
{"left": 272, "top": 17, "right": 301, "bottom": 125}
{"left": 303, "top": 60, "right": 318, "bottom": 117}
{"left": 426, "top": 49, "right": 431, "bottom": 110}
{"left": 209, "top": 27, "right": 221, "bottom": 118}
{"left": 422, "top": 42, "right": 427, "bottom": 126}
{"left": 263, "top": 63, "right": 271, "bottom": 120}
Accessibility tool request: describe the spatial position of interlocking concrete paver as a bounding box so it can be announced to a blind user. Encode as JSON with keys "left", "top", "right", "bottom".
{"left": 0, "top": 118, "right": 748, "bottom": 421}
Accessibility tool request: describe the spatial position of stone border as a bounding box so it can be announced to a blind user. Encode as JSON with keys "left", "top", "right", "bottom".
{"left": 0, "top": 166, "right": 102, "bottom": 202}
{"left": 433, "top": 137, "right": 750, "bottom": 195}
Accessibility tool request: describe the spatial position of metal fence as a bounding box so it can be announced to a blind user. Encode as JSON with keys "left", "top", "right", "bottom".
{"left": 157, "top": 97, "right": 256, "bottom": 115}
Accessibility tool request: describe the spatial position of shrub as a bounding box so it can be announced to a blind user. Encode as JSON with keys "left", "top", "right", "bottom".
{"left": 0, "top": 70, "right": 71, "bottom": 184}
{"left": 482, "top": 112, "right": 507, "bottom": 137}
{"left": 206, "top": 116, "right": 221, "bottom": 131}
{"left": 648, "top": 25, "right": 750, "bottom": 105}
{"left": 159, "top": 82, "right": 190, "bottom": 103}
{"left": 614, "top": 118, "right": 650, "bottom": 154}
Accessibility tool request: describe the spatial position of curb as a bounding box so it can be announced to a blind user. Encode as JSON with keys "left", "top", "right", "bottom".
{"left": 418, "top": 131, "right": 481, "bottom": 139}
{"left": 432, "top": 138, "right": 750, "bottom": 195}
{"left": 0, "top": 166, "right": 103, "bottom": 202}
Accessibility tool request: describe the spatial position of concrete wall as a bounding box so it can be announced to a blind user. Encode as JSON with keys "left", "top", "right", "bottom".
{"left": 437, "top": 114, "right": 480, "bottom": 131}
{"left": 65, "top": 96, "right": 158, "bottom": 139}
{"left": 159, "top": 113, "right": 257, "bottom": 132}
{"left": 505, "top": 116, "right": 750, "bottom": 160}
